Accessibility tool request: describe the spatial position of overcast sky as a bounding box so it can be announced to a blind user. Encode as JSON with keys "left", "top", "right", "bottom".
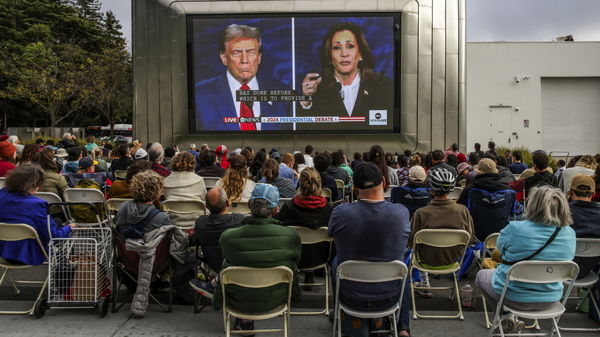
{"left": 100, "top": 0, "right": 600, "bottom": 47}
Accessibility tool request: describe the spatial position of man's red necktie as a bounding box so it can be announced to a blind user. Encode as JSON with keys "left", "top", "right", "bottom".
{"left": 239, "top": 83, "right": 256, "bottom": 131}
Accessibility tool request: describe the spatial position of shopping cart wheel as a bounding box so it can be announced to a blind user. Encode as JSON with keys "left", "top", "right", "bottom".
{"left": 97, "top": 296, "right": 110, "bottom": 318}
{"left": 33, "top": 298, "right": 47, "bottom": 318}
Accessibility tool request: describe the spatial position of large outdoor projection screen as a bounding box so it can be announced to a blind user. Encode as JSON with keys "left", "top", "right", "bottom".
{"left": 187, "top": 14, "right": 400, "bottom": 134}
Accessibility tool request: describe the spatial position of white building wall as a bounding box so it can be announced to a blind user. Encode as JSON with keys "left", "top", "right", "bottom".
{"left": 466, "top": 42, "right": 600, "bottom": 155}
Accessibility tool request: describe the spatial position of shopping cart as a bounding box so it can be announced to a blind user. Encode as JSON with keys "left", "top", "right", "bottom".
{"left": 45, "top": 203, "right": 113, "bottom": 317}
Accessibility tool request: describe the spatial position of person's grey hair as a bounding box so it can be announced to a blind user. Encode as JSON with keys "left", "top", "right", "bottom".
{"left": 148, "top": 142, "right": 164, "bottom": 163}
{"left": 62, "top": 132, "right": 71, "bottom": 139}
{"left": 220, "top": 24, "right": 261, "bottom": 53}
{"left": 525, "top": 185, "right": 573, "bottom": 227}
{"left": 249, "top": 198, "right": 275, "bottom": 218}
{"left": 206, "top": 188, "right": 229, "bottom": 214}
{"left": 7, "top": 135, "right": 19, "bottom": 143}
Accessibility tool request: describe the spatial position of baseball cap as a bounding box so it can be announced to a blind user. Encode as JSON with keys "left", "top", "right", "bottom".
{"left": 408, "top": 165, "right": 426, "bottom": 183}
{"left": 476, "top": 158, "right": 498, "bottom": 174}
{"left": 250, "top": 183, "right": 280, "bottom": 208}
{"left": 570, "top": 174, "right": 595, "bottom": 193}
{"left": 78, "top": 157, "right": 94, "bottom": 170}
{"left": 135, "top": 148, "right": 148, "bottom": 160}
{"left": 353, "top": 162, "right": 383, "bottom": 189}
{"left": 55, "top": 148, "right": 68, "bottom": 158}
{"left": 229, "top": 154, "right": 247, "bottom": 169}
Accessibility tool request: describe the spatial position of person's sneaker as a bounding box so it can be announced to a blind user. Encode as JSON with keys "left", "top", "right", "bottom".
{"left": 500, "top": 313, "right": 515, "bottom": 332}
{"left": 513, "top": 319, "right": 525, "bottom": 334}
{"left": 189, "top": 278, "right": 215, "bottom": 300}
{"left": 415, "top": 273, "right": 433, "bottom": 298}
{"left": 234, "top": 318, "right": 255, "bottom": 337}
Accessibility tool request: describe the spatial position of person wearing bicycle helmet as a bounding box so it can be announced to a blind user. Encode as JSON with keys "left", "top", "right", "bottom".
{"left": 409, "top": 167, "right": 474, "bottom": 268}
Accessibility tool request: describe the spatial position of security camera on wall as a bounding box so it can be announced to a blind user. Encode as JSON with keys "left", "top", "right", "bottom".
{"left": 515, "top": 107, "right": 520, "bottom": 112}
{"left": 514, "top": 76, "right": 520, "bottom": 84}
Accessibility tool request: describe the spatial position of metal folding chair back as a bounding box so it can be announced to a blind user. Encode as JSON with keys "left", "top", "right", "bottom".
{"left": 113, "top": 170, "right": 127, "bottom": 180}
{"left": 35, "top": 192, "right": 69, "bottom": 220}
{"left": 289, "top": 226, "right": 333, "bottom": 316}
{"left": 230, "top": 201, "right": 251, "bottom": 214}
{"left": 334, "top": 260, "right": 408, "bottom": 337}
{"left": 448, "top": 187, "right": 463, "bottom": 200}
{"left": 490, "top": 261, "right": 579, "bottom": 337}
{"left": 106, "top": 198, "right": 132, "bottom": 213}
{"left": 220, "top": 266, "right": 293, "bottom": 337}
{"left": 480, "top": 232, "right": 500, "bottom": 328}
{"left": 558, "top": 238, "right": 600, "bottom": 332}
{"left": 410, "top": 229, "right": 471, "bottom": 320}
{"left": 63, "top": 188, "right": 108, "bottom": 226}
{"left": 321, "top": 187, "right": 332, "bottom": 200}
{"left": 0, "top": 223, "right": 49, "bottom": 317}
{"left": 162, "top": 199, "right": 207, "bottom": 230}
{"left": 202, "top": 177, "right": 221, "bottom": 189}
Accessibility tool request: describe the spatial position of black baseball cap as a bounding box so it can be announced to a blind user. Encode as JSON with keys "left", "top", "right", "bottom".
{"left": 353, "top": 162, "right": 383, "bottom": 189}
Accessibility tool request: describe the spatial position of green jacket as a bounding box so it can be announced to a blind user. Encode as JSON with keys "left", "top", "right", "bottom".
{"left": 213, "top": 216, "right": 301, "bottom": 312}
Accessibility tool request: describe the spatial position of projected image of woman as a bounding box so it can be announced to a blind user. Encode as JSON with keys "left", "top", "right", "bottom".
{"left": 299, "top": 22, "right": 393, "bottom": 124}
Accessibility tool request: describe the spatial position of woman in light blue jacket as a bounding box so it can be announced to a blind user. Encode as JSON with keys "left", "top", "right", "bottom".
{"left": 476, "top": 185, "right": 576, "bottom": 312}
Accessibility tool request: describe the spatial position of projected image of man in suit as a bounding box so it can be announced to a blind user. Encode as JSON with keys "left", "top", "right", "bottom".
{"left": 195, "top": 24, "right": 291, "bottom": 131}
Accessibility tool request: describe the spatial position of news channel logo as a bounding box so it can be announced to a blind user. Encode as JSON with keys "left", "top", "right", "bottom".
{"left": 369, "top": 110, "right": 388, "bottom": 125}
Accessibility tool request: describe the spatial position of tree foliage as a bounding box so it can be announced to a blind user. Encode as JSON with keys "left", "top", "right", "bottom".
{"left": 0, "top": 0, "right": 132, "bottom": 128}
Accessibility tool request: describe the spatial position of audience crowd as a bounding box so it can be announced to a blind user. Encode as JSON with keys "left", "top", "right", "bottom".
{"left": 0, "top": 133, "right": 599, "bottom": 337}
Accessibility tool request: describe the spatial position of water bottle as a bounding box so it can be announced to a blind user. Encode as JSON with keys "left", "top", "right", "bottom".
{"left": 461, "top": 283, "right": 473, "bottom": 307}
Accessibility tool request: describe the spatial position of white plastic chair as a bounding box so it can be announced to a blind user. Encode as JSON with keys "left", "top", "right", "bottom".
{"left": 0, "top": 223, "right": 49, "bottom": 318}
{"left": 230, "top": 201, "right": 251, "bottom": 214}
{"left": 489, "top": 260, "right": 579, "bottom": 337}
{"left": 162, "top": 199, "right": 206, "bottom": 230}
{"left": 202, "top": 177, "right": 221, "bottom": 190}
{"left": 63, "top": 188, "right": 108, "bottom": 226}
{"left": 220, "top": 266, "right": 293, "bottom": 337}
{"left": 448, "top": 187, "right": 463, "bottom": 200}
{"left": 288, "top": 226, "right": 333, "bottom": 316}
{"left": 558, "top": 238, "right": 600, "bottom": 332}
{"left": 333, "top": 260, "right": 408, "bottom": 337}
{"left": 409, "top": 229, "right": 471, "bottom": 320}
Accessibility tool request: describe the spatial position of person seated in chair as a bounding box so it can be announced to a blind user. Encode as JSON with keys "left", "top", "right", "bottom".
{"left": 189, "top": 187, "right": 247, "bottom": 274}
{"left": 390, "top": 165, "right": 431, "bottom": 219}
{"left": 329, "top": 162, "right": 411, "bottom": 337}
{"left": 0, "top": 164, "right": 75, "bottom": 265}
{"left": 191, "top": 184, "right": 301, "bottom": 335}
{"left": 115, "top": 170, "right": 170, "bottom": 237}
{"left": 475, "top": 185, "right": 575, "bottom": 333}
{"left": 568, "top": 175, "right": 600, "bottom": 279}
{"left": 64, "top": 157, "right": 107, "bottom": 189}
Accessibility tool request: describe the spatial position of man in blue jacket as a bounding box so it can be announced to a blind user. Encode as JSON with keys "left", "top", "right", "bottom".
{"left": 195, "top": 24, "right": 291, "bottom": 132}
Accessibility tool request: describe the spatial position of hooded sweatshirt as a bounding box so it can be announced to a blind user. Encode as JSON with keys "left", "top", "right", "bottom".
{"left": 326, "top": 165, "right": 350, "bottom": 185}
{"left": 276, "top": 196, "right": 333, "bottom": 230}
{"left": 192, "top": 213, "right": 247, "bottom": 272}
{"left": 115, "top": 201, "right": 170, "bottom": 234}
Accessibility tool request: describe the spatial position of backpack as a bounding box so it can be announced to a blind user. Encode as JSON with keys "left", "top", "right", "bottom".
{"left": 390, "top": 186, "right": 432, "bottom": 218}
{"left": 467, "top": 188, "right": 521, "bottom": 241}
{"left": 120, "top": 208, "right": 161, "bottom": 239}
{"left": 69, "top": 178, "right": 105, "bottom": 224}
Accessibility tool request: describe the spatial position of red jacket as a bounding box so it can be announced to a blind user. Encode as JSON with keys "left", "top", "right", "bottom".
{"left": 0, "top": 160, "right": 16, "bottom": 177}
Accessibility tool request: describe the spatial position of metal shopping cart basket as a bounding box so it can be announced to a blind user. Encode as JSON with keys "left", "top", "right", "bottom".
{"left": 47, "top": 225, "right": 112, "bottom": 317}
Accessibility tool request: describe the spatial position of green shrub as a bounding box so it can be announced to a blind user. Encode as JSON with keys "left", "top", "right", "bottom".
{"left": 496, "top": 145, "right": 557, "bottom": 172}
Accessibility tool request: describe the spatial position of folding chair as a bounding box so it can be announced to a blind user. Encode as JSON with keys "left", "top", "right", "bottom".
{"left": 384, "top": 185, "right": 399, "bottom": 201}
{"left": 106, "top": 198, "right": 133, "bottom": 224}
{"left": 202, "top": 177, "right": 221, "bottom": 190}
{"left": 35, "top": 192, "right": 69, "bottom": 221}
{"left": 162, "top": 199, "right": 206, "bottom": 230}
{"left": 288, "top": 226, "right": 333, "bottom": 316}
{"left": 230, "top": 201, "right": 251, "bottom": 214}
{"left": 220, "top": 266, "right": 293, "bottom": 337}
{"left": 0, "top": 177, "right": 5, "bottom": 188}
{"left": 0, "top": 223, "right": 49, "bottom": 318}
{"left": 558, "top": 238, "right": 600, "bottom": 332}
{"left": 448, "top": 187, "right": 463, "bottom": 200}
{"left": 63, "top": 188, "right": 109, "bottom": 226}
{"left": 409, "top": 229, "right": 471, "bottom": 320}
{"left": 322, "top": 188, "right": 333, "bottom": 201}
{"left": 489, "top": 261, "right": 579, "bottom": 337}
{"left": 480, "top": 233, "right": 500, "bottom": 328}
{"left": 335, "top": 179, "right": 345, "bottom": 202}
{"left": 333, "top": 260, "right": 408, "bottom": 337}
{"left": 111, "top": 228, "right": 174, "bottom": 313}
{"left": 113, "top": 170, "right": 127, "bottom": 180}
